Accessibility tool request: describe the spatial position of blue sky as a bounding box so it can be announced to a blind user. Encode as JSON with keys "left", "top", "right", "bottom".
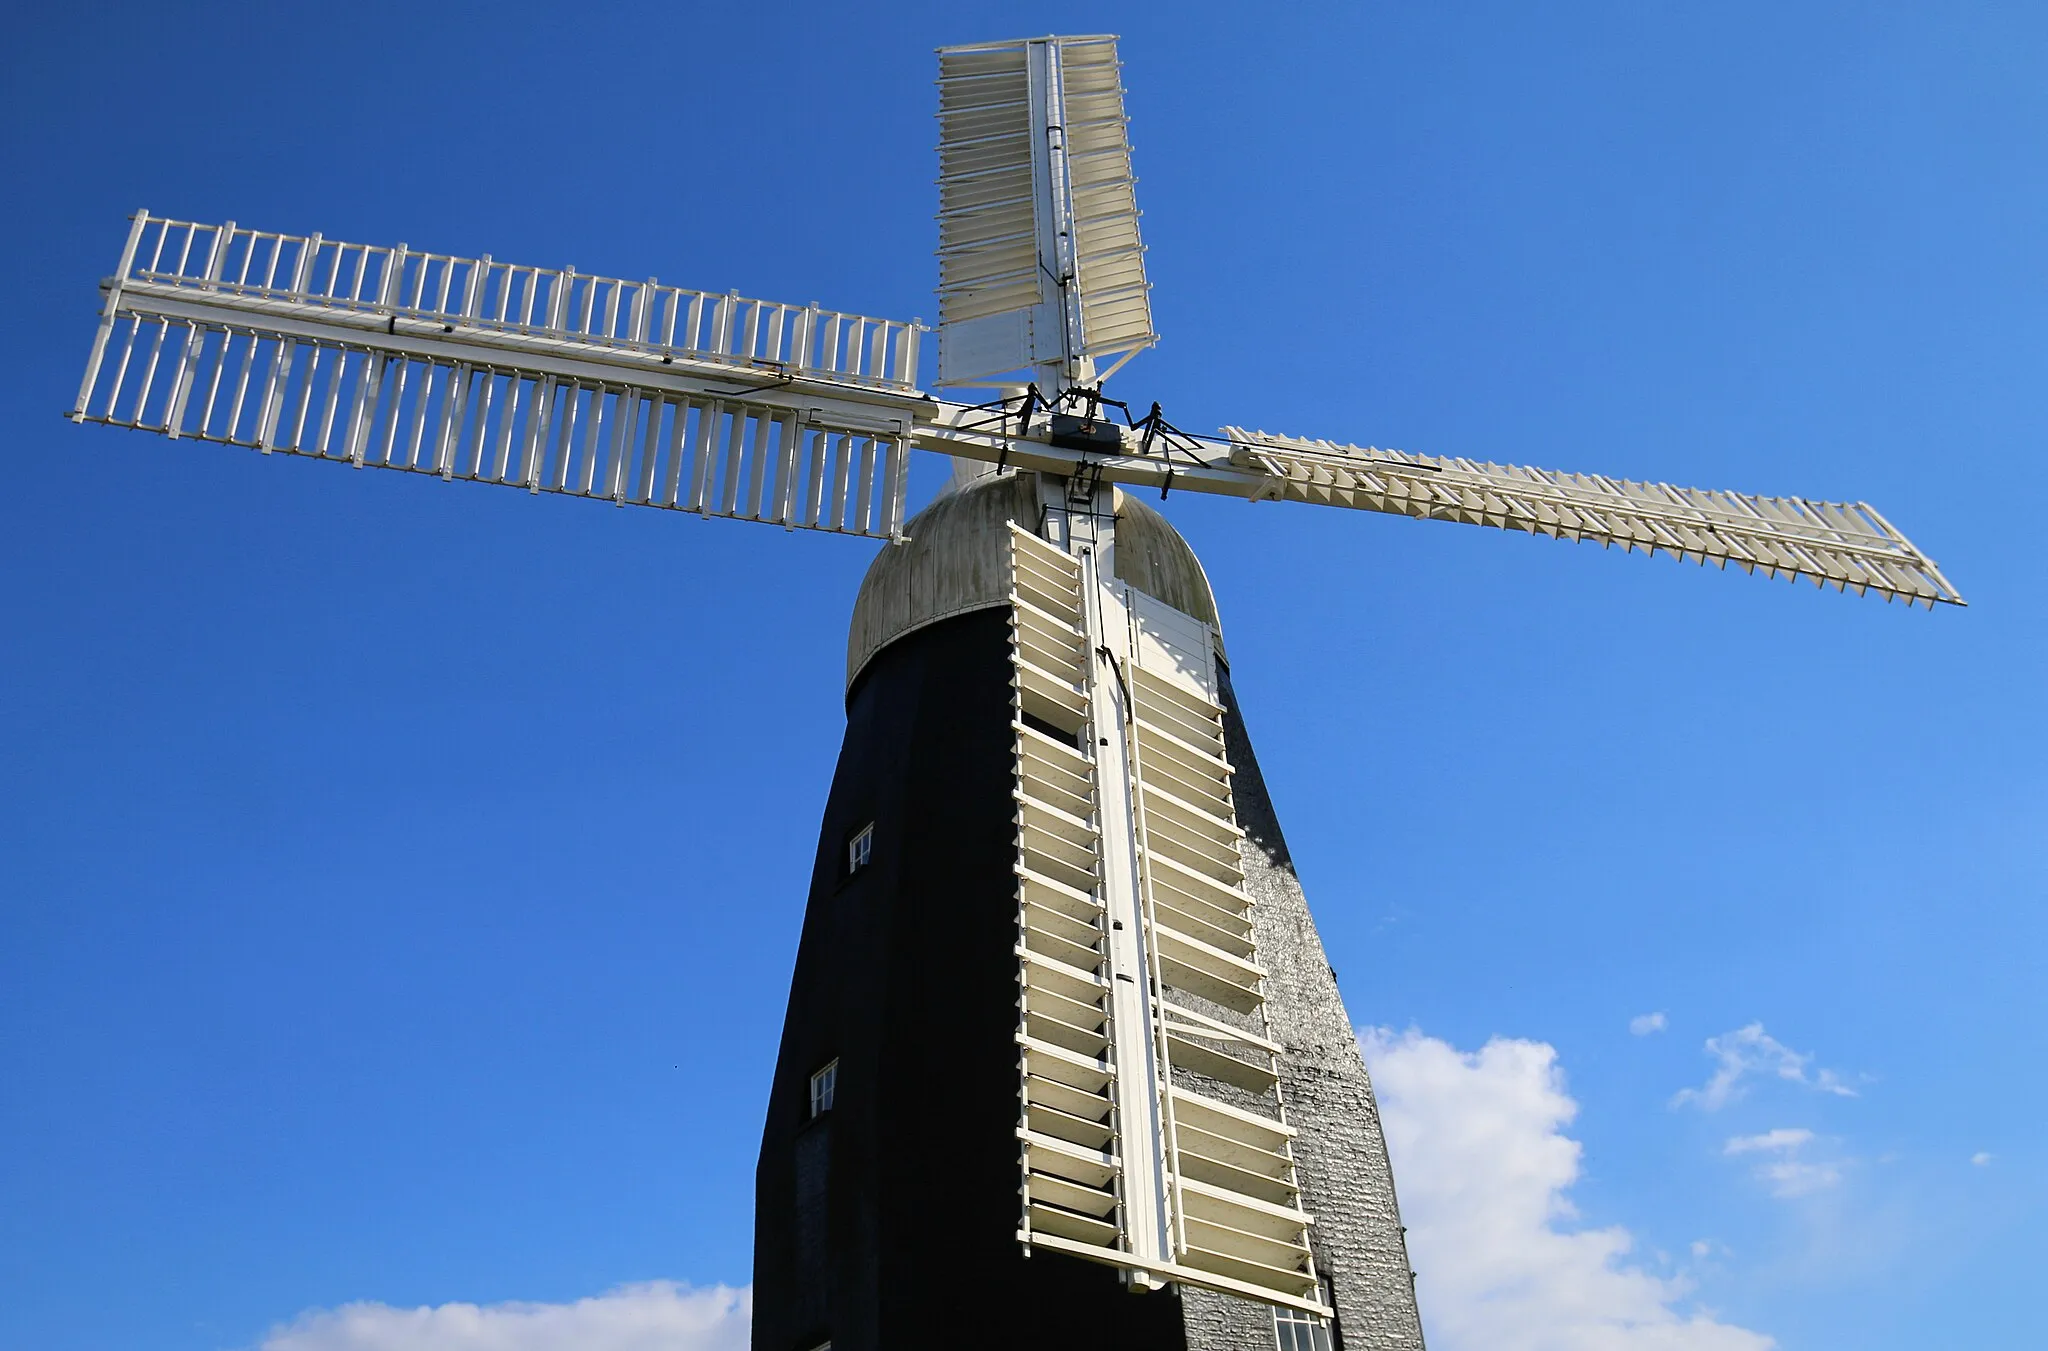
{"left": 3, "top": 3, "right": 2042, "bottom": 1349}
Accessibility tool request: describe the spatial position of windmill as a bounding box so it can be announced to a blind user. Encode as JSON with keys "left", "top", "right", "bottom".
{"left": 65, "top": 30, "right": 1960, "bottom": 1351}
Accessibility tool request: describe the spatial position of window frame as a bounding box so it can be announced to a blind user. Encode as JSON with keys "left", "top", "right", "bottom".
{"left": 1273, "top": 1304, "right": 1334, "bottom": 1351}
{"left": 808, "top": 1059, "right": 838, "bottom": 1119}
{"left": 844, "top": 821, "right": 874, "bottom": 878}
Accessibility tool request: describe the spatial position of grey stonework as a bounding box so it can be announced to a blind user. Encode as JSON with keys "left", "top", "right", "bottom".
{"left": 1180, "top": 1285, "right": 1279, "bottom": 1348}
{"left": 1179, "top": 664, "right": 1428, "bottom": 1351}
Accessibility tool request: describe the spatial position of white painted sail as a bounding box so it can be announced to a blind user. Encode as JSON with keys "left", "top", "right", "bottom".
{"left": 1226, "top": 427, "right": 1964, "bottom": 607}
{"left": 936, "top": 37, "right": 1156, "bottom": 388}
{"left": 71, "top": 212, "right": 921, "bottom": 539}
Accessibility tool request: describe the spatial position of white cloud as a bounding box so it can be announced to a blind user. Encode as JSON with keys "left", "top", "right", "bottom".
{"left": 253, "top": 1282, "right": 749, "bottom": 1351}
{"left": 1630, "top": 1012, "right": 1669, "bottom": 1036}
{"left": 1722, "top": 1129, "right": 1814, "bottom": 1155}
{"left": 1753, "top": 1158, "right": 1841, "bottom": 1198}
{"left": 1362, "top": 1027, "right": 1773, "bottom": 1351}
{"left": 1671, "top": 1023, "right": 1856, "bottom": 1111}
{"left": 1722, "top": 1129, "right": 1842, "bottom": 1198}
{"left": 1971, "top": 1151, "right": 1993, "bottom": 1167}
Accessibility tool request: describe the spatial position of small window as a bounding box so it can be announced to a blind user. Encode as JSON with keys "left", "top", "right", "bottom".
{"left": 1274, "top": 1306, "right": 1334, "bottom": 1351}
{"left": 809, "top": 1060, "right": 837, "bottom": 1118}
{"left": 845, "top": 823, "right": 874, "bottom": 875}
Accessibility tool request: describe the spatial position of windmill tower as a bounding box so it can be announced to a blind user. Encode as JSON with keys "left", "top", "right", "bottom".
{"left": 64, "top": 32, "right": 1960, "bottom": 1351}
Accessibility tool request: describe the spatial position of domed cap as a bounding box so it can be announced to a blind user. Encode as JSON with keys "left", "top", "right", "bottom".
{"left": 847, "top": 471, "right": 1224, "bottom": 690}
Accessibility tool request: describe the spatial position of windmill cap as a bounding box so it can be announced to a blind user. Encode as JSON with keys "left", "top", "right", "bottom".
{"left": 847, "top": 471, "right": 1225, "bottom": 694}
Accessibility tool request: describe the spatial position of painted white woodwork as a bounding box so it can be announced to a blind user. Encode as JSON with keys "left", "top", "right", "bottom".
{"left": 72, "top": 212, "right": 1959, "bottom": 604}
{"left": 1225, "top": 427, "right": 1964, "bottom": 607}
{"left": 1128, "top": 589, "right": 1218, "bottom": 703}
{"left": 935, "top": 36, "right": 1155, "bottom": 390}
{"left": 72, "top": 213, "right": 919, "bottom": 540}
{"left": 1006, "top": 516, "right": 1326, "bottom": 1317}
{"left": 908, "top": 411, "right": 1960, "bottom": 608}
{"left": 1083, "top": 543, "right": 1176, "bottom": 1292}
{"left": 1007, "top": 527, "right": 1125, "bottom": 1263}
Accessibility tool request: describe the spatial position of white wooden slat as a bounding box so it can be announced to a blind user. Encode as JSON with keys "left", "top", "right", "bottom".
{"left": 162, "top": 314, "right": 209, "bottom": 438}
{"left": 403, "top": 362, "right": 437, "bottom": 468}
{"left": 545, "top": 382, "right": 577, "bottom": 489}
{"left": 879, "top": 437, "right": 907, "bottom": 537}
{"left": 740, "top": 298, "right": 760, "bottom": 362}
{"left": 457, "top": 362, "right": 490, "bottom": 473}
{"left": 576, "top": 384, "right": 607, "bottom": 494}
{"left": 373, "top": 358, "right": 410, "bottom": 467}
{"left": 572, "top": 270, "right": 596, "bottom": 334}
{"left": 192, "top": 327, "right": 232, "bottom": 431}
{"left": 718, "top": 407, "right": 747, "bottom": 516}
{"left": 433, "top": 363, "right": 470, "bottom": 476}
{"left": 286, "top": 344, "right": 324, "bottom": 451}
{"left": 99, "top": 317, "right": 144, "bottom": 422}
{"left": 770, "top": 414, "right": 800, "bottom": 526}
{"left": 344, "top": 352, "right": 384, "bottom": 466}
{"left": 660, "top": 398, "right": 691, "bottom": 507}
{"left": 681, "top": 293, "right": 704, "bottom": 352}
{"left": 712, "top": 294, "right": 735, "bottom": 356}
{"left": 688, "top": 401, "right": 721, "bottom": 513}
{"left": 318, "top": 345, "right": 362, "bottom": 449}
{"left": 73, "top": 212, "right": 151, "bottom": 417}
{"left": 853, "top": 437, "right": 876, "bottom": 533}
{"left": 130, "top": 319, "right": 172, "bottom": 427}
{"left": 803, "top": 427, "right": 828, "bottom": 527}
{"left": 223, "top": 326, "right": 263, "bottom": 440}
{"left": 820, "top": 314, "right": 842, "bottom": 374}
{"left": 744, "top": 411, "right": 772, "bottom": 519}
{"left": 491, "top": 377, "right": 525, "bottom": 481}
{"left": 633, "top": 392, "right": 664, "bottom": 504}
{"left": 606, "top": 387, "right": 638, "bottom": 500}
